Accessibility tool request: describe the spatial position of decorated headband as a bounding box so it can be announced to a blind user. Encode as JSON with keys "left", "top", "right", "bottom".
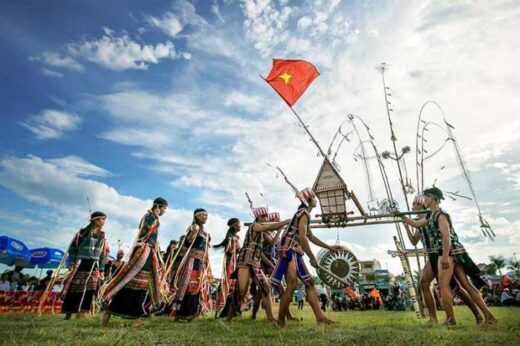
{"left": 194, "top": 208, "right": 208, "bottom": 217}
{"left": 412, "top": 195, "right": 424, "bottom": 206}
{"left": 254, "top": 207, "right": 269, "bottom": 218}
{"left": 268, "top": 212, "right": 281, "bottom": 222}
{"left": 90, "top": 211, "right": 106, "bottom": 220}
{"left": 297, "top": 187, "right": 316, "bottom": 206}
{"left": 245, "top": 192, "right": 269, "bottom": 219}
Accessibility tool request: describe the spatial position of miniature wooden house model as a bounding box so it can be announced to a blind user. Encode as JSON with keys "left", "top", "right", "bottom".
{"left": 312, "top": 159, "right": 350, "bottom": 222}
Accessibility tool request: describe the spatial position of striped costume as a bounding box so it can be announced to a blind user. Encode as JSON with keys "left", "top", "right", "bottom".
{"left": 234, "top": 224, "right": 271, "bottom": 296}
{"left": 271, "top": 207, "right": 313, "bottom": 290}
{"left": 428, "top": 209, "right": 486, "bottom": 289}
{"left": 170, "top": 225, "right": 211, "bottom": 320}
{"left": 101, "top": 211, "right": 169, "bottom": 319}
{"left": 216, "top": 235, "right": 240, "bottom": 310}
{"left": 61, "top": 225, "right": 107, "bottom": 314}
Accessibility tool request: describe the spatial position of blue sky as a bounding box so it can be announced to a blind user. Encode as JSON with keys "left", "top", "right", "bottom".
{"left": 1, "top": 0, "right": 519, "bottom": 276}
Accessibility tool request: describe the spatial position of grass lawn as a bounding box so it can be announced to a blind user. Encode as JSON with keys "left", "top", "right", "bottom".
{"left": 0, "top": 305, "right": 518, "bottom": 345}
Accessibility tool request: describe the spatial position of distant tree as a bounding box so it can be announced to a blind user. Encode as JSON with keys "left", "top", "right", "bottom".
{"left": 507, "top": 258, "right": 520, "bottom": 276}
{"left": 313, "top": 276, "right": 322, "bottom": 285}
{"left": 483, "top": 263, "right": 497, "bottom": 276}
{"left": 413, "top": 270, "right": 420, "bottom": 284}
{"left": 395, "top": 273, "right": 406, "bottom": 283}
{"left": 489, "top": 256, "right": 507, "bottom": 276}
{"left": 364, "top": 273, "right": 376, "bottom": 283}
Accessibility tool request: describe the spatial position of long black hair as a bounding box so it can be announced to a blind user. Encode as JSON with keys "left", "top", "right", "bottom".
{"left": 213, "top": 227, "right": 238, "bottom": 250}
{"left": 213, "top": 218, "right": 240, "bottom": 250}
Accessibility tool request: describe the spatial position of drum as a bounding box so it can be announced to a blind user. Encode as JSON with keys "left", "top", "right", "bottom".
{"left": 316, "top": 247, "right": 359, "bottom": 289}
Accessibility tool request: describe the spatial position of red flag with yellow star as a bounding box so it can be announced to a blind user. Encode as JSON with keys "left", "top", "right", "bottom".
{"left": 265, "top": 59, "right": 320, "bottom": 107}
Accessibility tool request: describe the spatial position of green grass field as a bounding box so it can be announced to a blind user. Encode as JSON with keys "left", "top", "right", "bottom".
{"left": 1, "top": 306, "right": 518, "bottom": 345}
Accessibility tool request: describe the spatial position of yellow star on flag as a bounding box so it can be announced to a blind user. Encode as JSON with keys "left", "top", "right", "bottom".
{"left": 278, "top": 71, "right": 292, "bottom": 85}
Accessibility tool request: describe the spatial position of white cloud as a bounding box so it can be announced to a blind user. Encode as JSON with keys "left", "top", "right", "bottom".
{"left": 224, "top": 91, "right": 263, "bottom": 112}
{"left": 48, "top": 155, "right": 113, "bottom": 178}
{"left": 29, "top": 51, "right": 84, "bottom": 71}
{"left": 41, "top": 68, "right": 63, "bottom": 78}
{"left": 99, "top": 128, "right": 173, "bottom": 148}
{"left": 211, "top": 1, "right": 225, "bottom": 23}
{"left": 66, "top": 31, "right": 177, "bottom": 70}
{"left": 241, "top": 0, "right": 293, "bottom": 55}
{"left": 297, "top": 15, "right": 312, "bottom": 29}
{"left": 489, "top": 162, "right": 520, "bottom": 191}
{"left": 147, "top": 12, "right": 184, "bottom": 38}
{"left": 21, "top": 109, "right": 81, "bottom": 140}
{"left": 0, "top": 155, "right": 231, "bottom": 277}
{"left": 97, "top": 90, "right": 209, "bottom": 128}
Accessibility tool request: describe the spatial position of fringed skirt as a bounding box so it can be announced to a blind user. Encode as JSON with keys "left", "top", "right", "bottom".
{"left": 102, "top": 244, "right": 163, "bottom": 319}
{"left": 430, "top": 251, "right": 487, "bottom": 290}
{"left": 215, "top": 262, "right": 237, "bottom": 311}
{"left": 61, "top": 259, "right": 99, "bottom": 314}
{"left": 171, "top": 256, "right": 209, "bottom": 320}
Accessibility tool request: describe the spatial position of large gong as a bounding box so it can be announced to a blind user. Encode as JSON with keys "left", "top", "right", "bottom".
{"left": 317, "top": 247, "right": 359, "bottom": 289}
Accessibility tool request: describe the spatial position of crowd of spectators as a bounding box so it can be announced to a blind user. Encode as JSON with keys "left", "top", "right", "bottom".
{"left": 0, "top": 267, "right": 64, "bottom": 313}
{"left": 0, "top": 267, "right": 60, "bottom": 293}
{"left": 480, "top": 278, "right": 520, "bottom": 307}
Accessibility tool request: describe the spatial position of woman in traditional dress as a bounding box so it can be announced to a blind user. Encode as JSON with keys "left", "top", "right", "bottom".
{"left": 170, "top": 208, "right": 212, "bottom": 321}
{"left": 401, "top": 187, "right": 497, "bottom": 326}
{"left": 62, "top": 211, "right": 108, "bottom": 319}
{"left": 100, "top": 198, "right": 170, "bottom": 327}
{"left": 105, "top": 249, "right": 125, "bottom": 280}
{"left": 213, "top": 218, "right": 241, "bottom": 318}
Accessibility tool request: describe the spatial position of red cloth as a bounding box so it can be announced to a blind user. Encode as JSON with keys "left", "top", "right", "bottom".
{"left": 265, "top": 59, "right": 319, "bottom": 107}
{"left": 345, "top": 287, "right": 356, "bottom": 298}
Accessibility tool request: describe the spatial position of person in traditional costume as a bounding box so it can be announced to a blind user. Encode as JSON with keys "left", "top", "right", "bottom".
{"left": 100, "top": 198, "right": 170, "bottom": 327}
{"left": 105, "top": 249, "right": 125, "bottom": 280}
{"left": 400, "top": 187, "right": 497, "bottom": 326}
{"left": 405, "top": 195, "right": 482, "bottom": 324}
{"left": 61, "top": 211, "right": 108, "bottom": 320}
{"left": 226, "top": 207, "right": 289, "bottom": 323}
{"left": 251, "top": 212, "right": 299, "bottom": 321}
{"left": 163, "top": 240, "right": 179, "bottom": 264}
{"left": 272, "top": 188, "right": 342, "bottom": 327}
{"left": 213, "top": 218, "right": 241, "bottom": 318}
{"left": 170, "top": 208, "right": 212, "bottom": 321}
{"left": 166, "top": 236, "right": 186, "bottom": 280}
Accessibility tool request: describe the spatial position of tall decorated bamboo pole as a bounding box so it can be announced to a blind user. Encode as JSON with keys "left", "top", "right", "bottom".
{"left": 345, "top": 114, "right": 423, "bottom": 317}
{"left": 376, "top": 64, "right": 425, "bottom": 316}
{"left": 415, "top": 100, "right": 495, "bottom": 240}
{"left": 394, "top": 236, "right": 422, "bottom": 318}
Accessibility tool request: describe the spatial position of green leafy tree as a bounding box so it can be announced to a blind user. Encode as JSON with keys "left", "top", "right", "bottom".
{"left": 507, "top": 257, "right": 520, "bottom": 276}
{"left": 484, "top": 263, "right": 498, "bottom": 276}
{"left": 489, "top": 255, "right": 507, "bottom": 276}
{"left": 413, "top": 270, "right": 420, "bottom": 284}
{"left": 395, "top": 273, "right": 406, "bottom": 283}
{"left": 364, "top": 273, "right": 376, "bottom": 283}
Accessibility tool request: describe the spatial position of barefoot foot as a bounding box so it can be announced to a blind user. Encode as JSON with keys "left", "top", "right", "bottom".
{"left": 484, "top": 316, "right": 498, "bottom": 325}
{"left": 444, "top": 317, "right": 457, "bottom": 327}
{"left": 318, "top": 318, "right": 339, "bottom": 325}
{"left": 132, "top": 319, "right": 149, "bottom": 328}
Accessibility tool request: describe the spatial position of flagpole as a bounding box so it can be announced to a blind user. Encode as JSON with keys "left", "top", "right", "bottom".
{"left": 259, "top": 74, "right": 328, "bottom": 160}
{"left": 288, "top": 106, "right": 328, "bottom": 159}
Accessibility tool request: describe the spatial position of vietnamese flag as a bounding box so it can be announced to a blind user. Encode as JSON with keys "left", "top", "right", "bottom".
{"left": 264, "top": 59, "right": 320, "bottom": 107}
